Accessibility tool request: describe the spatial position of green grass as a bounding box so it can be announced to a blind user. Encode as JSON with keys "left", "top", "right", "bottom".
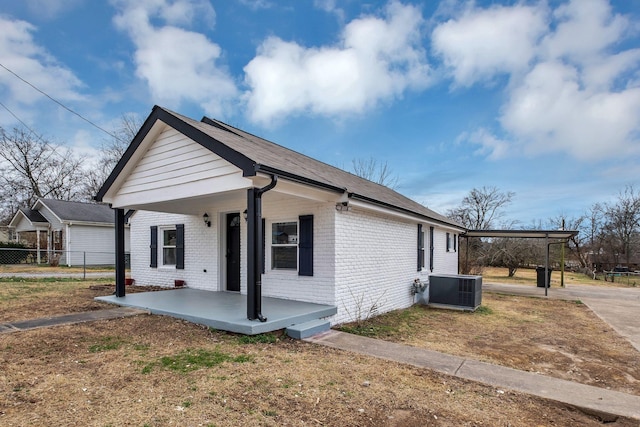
{"left": 474, "top": 305, "right": 494, "bottom": 315}
{"left": 143, "top": 348, "right": 254, "bottom": 374}
{"left": 236, "top": 333, "right": 278, "bottom": 344}
{"left": 89, "top": 336, "right": 127, "bottom": 353}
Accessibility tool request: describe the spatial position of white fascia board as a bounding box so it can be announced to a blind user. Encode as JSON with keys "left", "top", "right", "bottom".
{"left": 347, "top": 199, "right": 463, "bottom": 231}
{"left": 250, "top": 174, "right": 343, "bottom": 203}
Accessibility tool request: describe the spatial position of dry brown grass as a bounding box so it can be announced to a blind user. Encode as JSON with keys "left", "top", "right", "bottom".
{"left": 482, "top": 266, "right": 637, "bottom": 287}
{"left": 0, "top": 278, "right": 638, "bottom": 426}
{"left": 341, "top": 293, "right": 640, "bottom": 396}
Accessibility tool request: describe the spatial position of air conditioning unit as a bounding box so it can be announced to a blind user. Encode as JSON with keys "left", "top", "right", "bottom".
{"left": 428, "top": 274, "right": 482, "bottom": 310}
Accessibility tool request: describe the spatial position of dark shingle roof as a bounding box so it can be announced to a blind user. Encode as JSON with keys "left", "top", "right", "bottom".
{"left": 38, "top": 199, "right": 114, "bottom": 224}
{"left": 98, "top": 105, "right": 462, "bottom": 229}
{"left": 20, "top": 209, "right": 48, "bottom": 224}
{"left": 171, "top": 109, "right": 461, "bottom": 228}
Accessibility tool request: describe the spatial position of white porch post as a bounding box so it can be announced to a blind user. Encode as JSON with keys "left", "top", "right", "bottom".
{"left": 36, "top": 229, "right": 41, "bottom": 264}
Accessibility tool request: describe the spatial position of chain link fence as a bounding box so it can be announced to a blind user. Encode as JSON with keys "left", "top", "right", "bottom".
{"left": 0, "top": 248, "right": 130, "bottom": 269}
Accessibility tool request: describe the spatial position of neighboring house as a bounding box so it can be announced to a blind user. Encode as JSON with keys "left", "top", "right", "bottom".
{"left": 8, "top": 198, "right": 130, "bottom": 266}
{"left": 0, "top": 226, "right": 13, "bottom": 243}
{"left": 96, "top": 106, "right": 464, "bottom": 325}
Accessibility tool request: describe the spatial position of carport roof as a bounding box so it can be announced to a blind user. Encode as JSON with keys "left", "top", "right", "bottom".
{"left": 462, "top": 230, "right": 578, "bottom": 239}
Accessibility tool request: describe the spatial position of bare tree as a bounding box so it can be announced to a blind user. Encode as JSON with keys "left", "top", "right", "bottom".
{"left": 602, "top": 185, "right": 640, "bottom": 268}
{"left": 448, "top": 186, "right": 515, "bottom": 274}
{"left": 82, "top": 113, "right": 142, "bottom": 199}
{"left": 0, "top": 126, "right": 86, "bottom": 222}
{"left": 351, "top": 157, "right": 399, "bottom": 189}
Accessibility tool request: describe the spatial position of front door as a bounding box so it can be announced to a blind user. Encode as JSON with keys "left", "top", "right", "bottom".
{"left": 225, "top": 213, "right": 241, "bottom": 292}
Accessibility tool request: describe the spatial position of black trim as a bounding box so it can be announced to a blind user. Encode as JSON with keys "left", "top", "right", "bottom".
{"left": 417, "top": 224, "right": 424, "bottom": 272}
{"left": 176, "top": 224, "right": 185, "bottom": 270}
{"left": 150, "top": 226, "right": 158, "bottom": 268}
{"left": 298, "top": 215, "right": 313, "bottom": 277}
{"left": 429, "top": 226, "right": 434, "bottom": 273}
{"left": 255, "top": 164, "right": 346, "bottom": 194}
{"left": 96, "top": 106, "right": 256, "bottom": 201}
{"left": 114, "top": 208, "right": 126, "bottom": 297}
{"left": 261, "top": 218, "right": 266, "bottom": 274}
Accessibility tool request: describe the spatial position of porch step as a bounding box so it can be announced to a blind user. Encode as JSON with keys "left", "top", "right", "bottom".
{"left": 286, "top": 319, "right": 331, "bottom": 340}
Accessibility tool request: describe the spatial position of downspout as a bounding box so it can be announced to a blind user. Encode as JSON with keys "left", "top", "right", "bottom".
{"left": 247, "top": 175, "right": 278, "bottom": 322}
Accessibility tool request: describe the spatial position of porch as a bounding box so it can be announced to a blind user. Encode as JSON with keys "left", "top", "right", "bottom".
{"left": 96, "top": 288, "right": 337, "bottom": 335}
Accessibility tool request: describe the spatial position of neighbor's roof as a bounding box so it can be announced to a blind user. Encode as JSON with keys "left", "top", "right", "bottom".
{"left": 98, "top": 106, "right": 462, "bottom": 229}
{"left": 18, "top": 208, "right": 48, "bottom": 224}
{"left": 36, "top": 198, "right": 115, "bottom": 224}
{"left": 462, "top": 230, "right": 578, "bottom": 239}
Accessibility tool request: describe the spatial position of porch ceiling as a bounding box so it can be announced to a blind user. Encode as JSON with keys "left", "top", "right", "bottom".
{"left": 96, "top": 289, "right": 337, "bottom": 335}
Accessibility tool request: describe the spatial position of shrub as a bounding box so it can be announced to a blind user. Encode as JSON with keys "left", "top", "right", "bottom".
{"left": 0, "top": 242, "right": 30, "bottom": 264}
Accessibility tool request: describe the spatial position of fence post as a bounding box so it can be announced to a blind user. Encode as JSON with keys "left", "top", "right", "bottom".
{"left": 83, "top": 251, "right": 86, "bottom": 280}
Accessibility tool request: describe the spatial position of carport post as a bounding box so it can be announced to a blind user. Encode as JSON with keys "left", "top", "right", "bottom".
{"left": 544, "top": 233, "right": 549, "bottom": 297}
{"left": 114, "top": 208, "right": 126, "bottom": 298}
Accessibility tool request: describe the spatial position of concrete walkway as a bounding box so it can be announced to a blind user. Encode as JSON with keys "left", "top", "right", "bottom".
{"left": 307, "top": 282, "right": 640, "bottom": 422}
{"left": 484, "top": 282, "right": 640, "bottom": 352}
{"left": 0, "top": 307, "right": 147, "bottom": 334}
{"left": 307, "top": 329, "right": 640, "bottom": 422}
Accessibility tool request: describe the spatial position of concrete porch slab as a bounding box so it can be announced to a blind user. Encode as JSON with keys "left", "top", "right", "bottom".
{"left": 96, "top": 288, "right": 337, "bottom": 335}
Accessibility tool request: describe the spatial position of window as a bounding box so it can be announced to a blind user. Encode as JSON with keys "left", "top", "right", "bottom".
{"left": 272, "top": 221, "right": 298, "bottom": 270}
{"left": 446, "top": 232, "right": 456, "bottom": 253}
{"left": 162, "top": 227, "right": 177, "bottom": 265}
{"left": 429, "top": 226, "right": 434, "bottom": 272}
{"left": 150, "top": 225, "right": 184, "bottom": 269}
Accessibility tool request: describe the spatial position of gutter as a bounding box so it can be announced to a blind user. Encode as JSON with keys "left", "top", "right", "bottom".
{"left": 247, "top": 174, "right": 278, "bottom": 322}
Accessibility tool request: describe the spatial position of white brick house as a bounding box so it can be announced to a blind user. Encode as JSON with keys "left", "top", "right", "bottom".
{"left": 97, "top": 106, "right": 464, "bottom": 325}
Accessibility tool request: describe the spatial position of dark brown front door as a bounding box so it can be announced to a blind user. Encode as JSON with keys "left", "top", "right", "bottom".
{"left": 226, "top": 213, "right": 241, "bottom": 292}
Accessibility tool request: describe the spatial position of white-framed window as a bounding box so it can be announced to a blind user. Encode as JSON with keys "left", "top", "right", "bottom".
{"left": 161, "top": 226, "right": 177, "bottom": 266}
{"left": 446, "top": 232, "right": 457, "bottom": 252}
{"left": 271, "top": 221, "right": 298, "bottom": 270}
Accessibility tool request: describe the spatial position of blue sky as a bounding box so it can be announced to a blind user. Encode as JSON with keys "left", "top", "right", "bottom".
{"left": 0, "top": 0, "right": 639, "bottom": 226}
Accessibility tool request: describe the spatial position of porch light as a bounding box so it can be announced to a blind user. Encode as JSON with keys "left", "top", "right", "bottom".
{"left": 243, "top": 209, "right": 248, "bottom": 221}
{"left": 203, "top": 213, "right": 211, "bottom": 227}
{"left": 335, "top": 201, "right": 350, "bottom": 212}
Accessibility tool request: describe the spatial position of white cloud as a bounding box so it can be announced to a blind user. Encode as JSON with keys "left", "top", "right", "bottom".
{"left": 431, "top": 3, "right": 548, "bottom": 87}
{"left": 438, "top": 0, "right": 640, "bottom": 161}
{"left": 0, "top": 16, "right": 84, "bottom": 107}
{"left": 243, "top": 1, "right": 431, "bottom": 125}
{"left": 502, "top": 60, "right": 640, "bottom": 160}
{"left": 112, "top": 0, "right": 237, "bottom": 117}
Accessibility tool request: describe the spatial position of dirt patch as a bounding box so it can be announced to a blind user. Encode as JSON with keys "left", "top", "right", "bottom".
{"left": 0, "top": 280, "right": 168, "bottom": 323}
{"left": 1, "top": 316, "right": 636, "bottom": 426}
{"left": 340, "top": 293, "right": 640, "bottom": 396}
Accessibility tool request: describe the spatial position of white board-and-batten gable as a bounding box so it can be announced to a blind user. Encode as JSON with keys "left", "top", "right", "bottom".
{"left": 102, "top": 121, "right": 252, "bottom": 209}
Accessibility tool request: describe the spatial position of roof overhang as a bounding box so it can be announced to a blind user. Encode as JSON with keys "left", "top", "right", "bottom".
{"left": 462, "top": 229, "right": 578, "bottom": 239}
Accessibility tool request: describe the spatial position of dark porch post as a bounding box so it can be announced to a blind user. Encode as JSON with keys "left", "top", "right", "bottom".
{"left": 114, "top": 208, "right": 126, "bottom": 297}
{"left": 246, "top": 188, "right": 258, "bottom": 320}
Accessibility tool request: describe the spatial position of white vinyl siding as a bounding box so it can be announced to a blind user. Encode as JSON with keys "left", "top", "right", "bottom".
{"left": 115, "top": 127, "right": 251, "bottom": 206}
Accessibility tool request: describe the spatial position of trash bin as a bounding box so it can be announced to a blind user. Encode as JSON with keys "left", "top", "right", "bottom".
{"left": 536, "top": 266, "right": 552, "bottom": 287}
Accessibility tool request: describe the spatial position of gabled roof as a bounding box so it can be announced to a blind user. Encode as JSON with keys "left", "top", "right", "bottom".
{"left": 35, "top": 199, "right": 115, "bottom": 224}
{"left": 97, "top": 106, "right": 463, "bottom": 229}
{"left": 18, "top": 209, "right": 48, "bottom": 224}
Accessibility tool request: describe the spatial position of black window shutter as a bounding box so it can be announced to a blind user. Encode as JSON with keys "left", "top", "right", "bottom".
{"left": 176, "top": 224, "right": 185, "bottom": 270}
{"left": 446, "top": 232, "right": 450, "bottom": 252}
{"left": 150, "top": 226, "right": 158, "bottom": 268}
{"left": 262, "top": 218, "right": 266, "bottom": 274}
{"left": 454, "top": 234, "right": 457, "bottom": 252}
{"left": 417, "top": 224, "right": 424, "bottom": 271}
{"left": 298, "top": 215, "right": 313, "bottom": 276}
{"left": 429, "top": 226, "right": 435, "bottom": 272}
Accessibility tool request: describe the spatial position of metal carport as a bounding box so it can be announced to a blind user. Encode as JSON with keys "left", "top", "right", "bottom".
{"left": 460, "top": 230, "right": 579, "bottom": 295}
